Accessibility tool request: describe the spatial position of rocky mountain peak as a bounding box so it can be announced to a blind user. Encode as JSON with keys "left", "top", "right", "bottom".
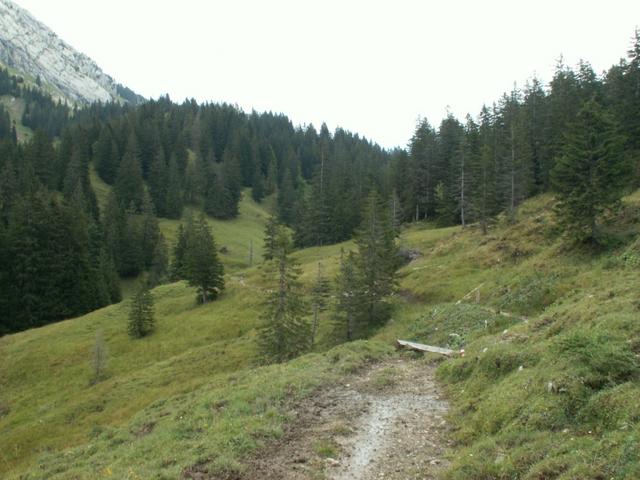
{"left": 0, "top": 0, "right": 140, "bottom": 104}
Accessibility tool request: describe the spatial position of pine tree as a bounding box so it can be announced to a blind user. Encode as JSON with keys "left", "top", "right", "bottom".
{"left": 333, "top": 251, "right": 362, "bottom": 341}
{"left": 94, "top": 126, "right": 120, "bottom": 185}
{"left": 170, "top": 223, "right": 189, "bottom": 281}
{"left": 185, "top": 214, "right": 225, "bottom": 303}
{"left": 90, "top": 330, "right": 108, "bottom": 384}
{"left": 353, "top": 191, "right": 399, "bottom": 328}
{"left": 310, "top": 262, "right": 331, "bottom": 345}
{"left": 149, "top": 234, "right": 169, "bottom": 287}
{"left": 257, "top": 227, "right": 310, "bottom": 363}
{"left": 263, "top": 215, "right": 279, "bottom": 261}
{"left": 114, "top": 134, "right": 145, "bottom": 211}
{"left": 551, "top": 100, "right": 629, "bottom": 242}
{"left": 128, "top": 286, "right": 155, "bottom": 338}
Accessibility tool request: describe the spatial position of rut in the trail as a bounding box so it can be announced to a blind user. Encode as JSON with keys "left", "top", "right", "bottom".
{"left": 243, "top": 357, "right": 451, "bottom": 480}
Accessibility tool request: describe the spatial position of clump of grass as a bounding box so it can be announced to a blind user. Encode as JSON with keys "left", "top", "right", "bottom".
{"left": 371, "top": 366, "right": 398, "bottom": 388}
{"left": 313, "top": 438, "right": 339, "bottom": 458}
{"left": 498, "top": 272, "right": 559, "bottom": 315}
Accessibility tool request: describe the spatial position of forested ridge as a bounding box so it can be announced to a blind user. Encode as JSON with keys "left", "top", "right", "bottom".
{"left": 1, "top": 30, "right": 640, "bottom": 335}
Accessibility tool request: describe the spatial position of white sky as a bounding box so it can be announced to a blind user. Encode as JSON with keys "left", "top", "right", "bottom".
{"left": 12, "top": 0, "right": 640, "bottom": 149}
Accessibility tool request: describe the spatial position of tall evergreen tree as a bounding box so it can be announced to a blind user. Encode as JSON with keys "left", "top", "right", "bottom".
{"left": 551, "top": 100, "right": 629, "bottom": 242}
{"left": 333, "top": 251, "right": 361, "bottom": 342}
{"left": 353, "top": 191, "right": 399, "bottom": 328}
{"left": 185, "top": 214, "right": 225, "bottom": 303}
{"left": 310, "top": 262, "right": 331, "bottom": 345}
{"left": 257, "top": 227, "right": 309, "bottom": 363}
{"left": 114, "top": 134, "right": 145, "bottom": 211}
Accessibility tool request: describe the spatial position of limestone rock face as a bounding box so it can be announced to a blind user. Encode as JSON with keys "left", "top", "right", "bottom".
{"left": 0, "top": 0, "right": 125, "bottom": 104}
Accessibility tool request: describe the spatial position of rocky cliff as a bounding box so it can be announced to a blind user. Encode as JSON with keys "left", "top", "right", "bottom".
{"left": 0, "top": 0, "right": 140, "bottom": 104}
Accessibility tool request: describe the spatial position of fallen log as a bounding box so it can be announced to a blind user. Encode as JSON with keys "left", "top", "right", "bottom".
{"left": 396, "top": 340, "right": 454, "bottom": 356}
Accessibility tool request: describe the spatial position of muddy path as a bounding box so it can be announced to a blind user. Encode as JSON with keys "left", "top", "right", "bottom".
{"left": 243, "top": 357, "right": 451, "bottom": 480}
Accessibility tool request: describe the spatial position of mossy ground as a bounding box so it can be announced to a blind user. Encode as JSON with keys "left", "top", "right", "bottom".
{"left": 1, "top": 191, "right": 639, "bottom": 478}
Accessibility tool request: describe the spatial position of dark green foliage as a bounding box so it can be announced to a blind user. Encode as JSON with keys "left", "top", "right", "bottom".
{"left": 333, "top": 192, "right": 400, "bottom": 342}
{"left": 114, "top": 134, "right": 145, "bottom": 211}
{"left": 353, "top": 192, "right": 399, "bottom": 327}
{"left": 170, "top": 223, "right": 189, "bottom": 281}
{"left": 262, "top": 215, "right": 279, "bottom": 261}
{"left": 128, "top": 286, "right": 155, "bottom": 338}
{"left": 93, "top": 126, "right": 120, "bottom": 185}
{"left": 148, "top": 234, "right": 169, "bottom": 288}
{"left": 551, "top": 100, "right": 630, "bottom": 242}
{"left": 258, "top": 226, "right": 310, "bottom": 363}
{"left": 333, "top": 251, "right": 362, "bottom": 341}
{"left": 0, "top": 190, "right": 114, "bottom": 333}
{"left": 310, "top": 262, "right": 331, "bottom": 345}
{"left": 183, "top": 214, "right": 225, "bottom": 303}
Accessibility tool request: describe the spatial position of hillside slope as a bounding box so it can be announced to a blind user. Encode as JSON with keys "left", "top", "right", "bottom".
{"left": 1, "top": 192, "right": 639, "bottom": 479}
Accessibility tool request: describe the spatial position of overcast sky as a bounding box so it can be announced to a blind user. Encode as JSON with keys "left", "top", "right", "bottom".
{"left": 13, "top": 0, "right": 640, "bottom": 149}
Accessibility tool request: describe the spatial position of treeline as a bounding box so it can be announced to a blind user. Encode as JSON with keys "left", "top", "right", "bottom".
{"left": 0, "top": 87, "right": 389, "bottom": 334}
{"left": 392, "top": 32, "right": 640, "bottom": 231}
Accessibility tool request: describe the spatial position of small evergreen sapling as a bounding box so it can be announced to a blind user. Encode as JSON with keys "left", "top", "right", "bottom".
{"left": 90, "top": 329, "right": 107, "bottom": 385}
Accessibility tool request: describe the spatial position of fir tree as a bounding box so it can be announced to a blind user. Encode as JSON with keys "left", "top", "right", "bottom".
{"left": 263, "top": 215, "right": 279, "bottom": 261}
{"left": 310, "top": 262, "right": 331, "bottom": 345}
{"left": 114, "top": 134, "right": 145, "bottom": 211}
{"left": 128, "top": 286, "right": 155, "bottom": 338}
{"left": 185, "top": 214, "right": 225, "bottom": 303}
{"left": 90, "top": 330, "right": 108, "bottom": 385}
{"left": 551, "top": 100, "right": 629, "bottom": 242}
{"left": 170, "top": 222, "right": 189, "bottom": 281}
{"left": 258, "top": 227, "right": 310, "bottom": 363}
{"left": 353, "top": 191, "right": 399, "bottom": 328}
{"left": 333, "top": 251, "right": 361, "bottom": 342}
{"left": 148, "top": 234, "right": 169, "bottom": 287}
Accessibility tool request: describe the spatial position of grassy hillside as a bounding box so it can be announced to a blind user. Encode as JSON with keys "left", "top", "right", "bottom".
{"left": 0, "top": 94, "right": 32, "bottom": 142}
{"left": 1, "top": 192, "right": 639, "bottom": 478}
{"left": 90, "top": 167, "right": 271, "bottom": 277}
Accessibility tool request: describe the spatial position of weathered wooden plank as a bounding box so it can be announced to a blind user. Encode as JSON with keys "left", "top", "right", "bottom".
{"left": 396, "top": 339, "right": 454, "bottom": 356}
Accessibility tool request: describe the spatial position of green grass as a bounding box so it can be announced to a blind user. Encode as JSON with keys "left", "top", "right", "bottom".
{"left": 1, "top": 191, "right": 640, "bottom": 478}
{"left": 0, "top": 94, "right": 32, "bottom": 142}
{"left": 90, "top": 166, "right": 272, "bottom": 275}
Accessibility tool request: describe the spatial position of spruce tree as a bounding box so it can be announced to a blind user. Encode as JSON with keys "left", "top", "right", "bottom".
{"left": 262, "top": 215, "right": 279, "bottom": 261}
{"left": 258, "top": 227, "right": 310, "bottom": 363}
{"left": 171, "top": 222, "right": 189, "bottom": 281}
{"left": 333, "top": 251, "right": 361, "bottom": 342}
{"left": 310, "top": 262, "right": 331, "bottom": 345}
{"left": 185, "top": 214, "right": 225, "bottom": 303}
{"left": 353, "top": 191, "right": 399, "bottom": 328}
{"left": 551, "top": 100, "right": 629, "bottom": 242}
{"left": 149, "top": 234, "right": 169, "bottom": 287}
{"left": 114, "top": 134, "right": 145, "bottom": 211}
{"left": 128, "top": 286, "right": 155, "bottom": 338}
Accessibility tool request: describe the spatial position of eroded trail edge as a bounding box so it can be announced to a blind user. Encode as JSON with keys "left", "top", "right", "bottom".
{"left": 245, "top": 357, "right": 451, "bottom": 480}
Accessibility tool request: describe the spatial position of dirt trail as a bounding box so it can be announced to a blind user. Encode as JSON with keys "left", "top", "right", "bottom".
{"left": 244, "top": 357, "right": 451, "bottom": 480}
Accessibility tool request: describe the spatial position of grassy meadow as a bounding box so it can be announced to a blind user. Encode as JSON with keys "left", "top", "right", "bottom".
{"left": 1, "top": 190, "right": 639, "bottom": 478}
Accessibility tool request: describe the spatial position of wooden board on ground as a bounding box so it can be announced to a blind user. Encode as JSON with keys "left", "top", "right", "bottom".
{"left": 396, "top": 340, "right": 454, "bottom": 356}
